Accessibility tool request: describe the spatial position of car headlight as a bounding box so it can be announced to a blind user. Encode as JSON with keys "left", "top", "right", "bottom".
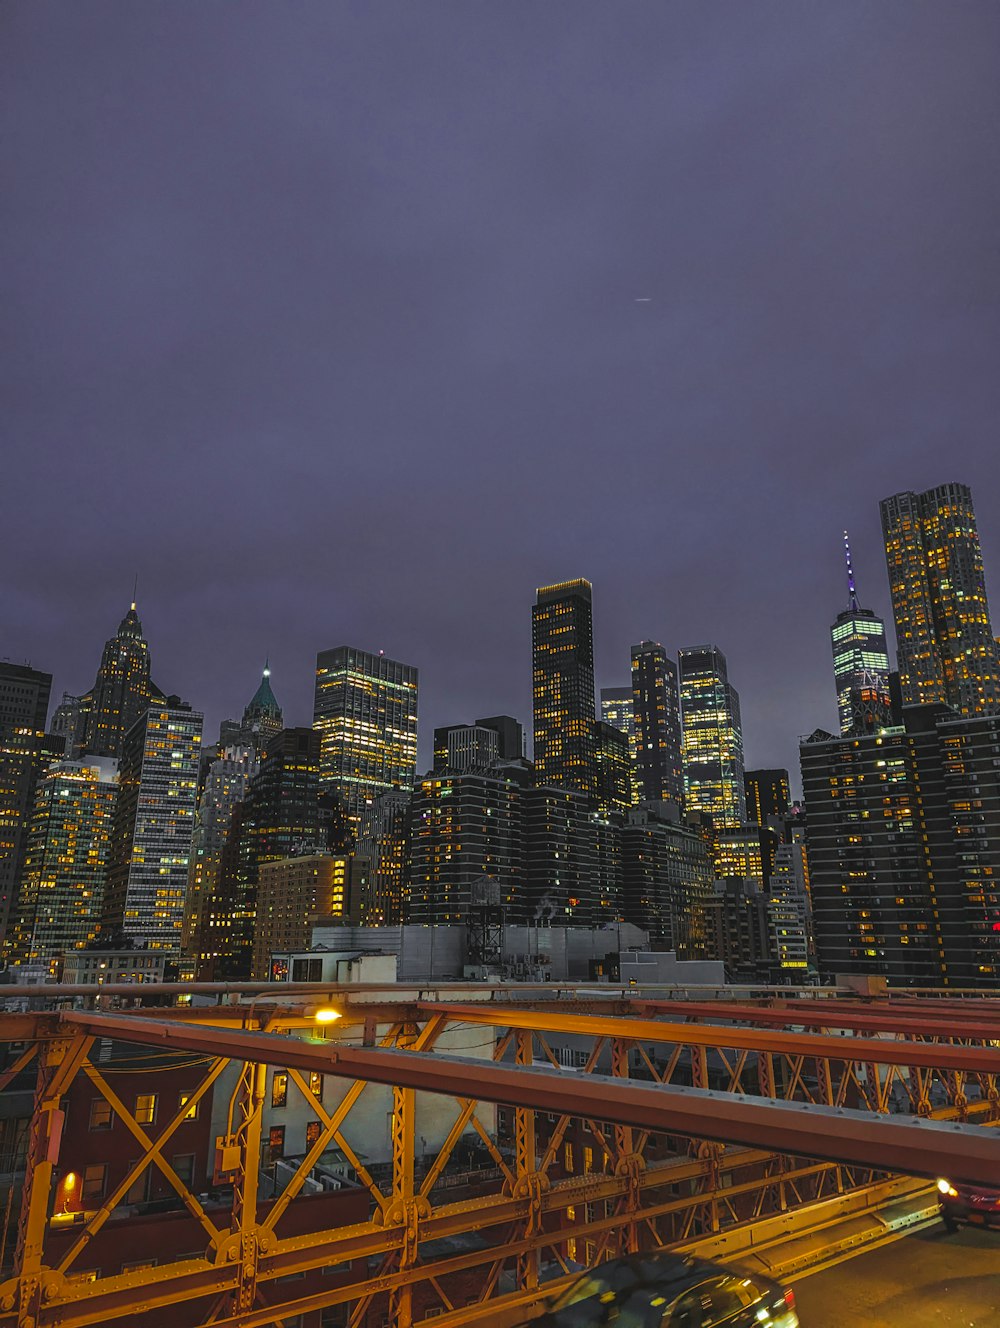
{"left": 937, "top": 1179, "right": 958, "bottom": 1198}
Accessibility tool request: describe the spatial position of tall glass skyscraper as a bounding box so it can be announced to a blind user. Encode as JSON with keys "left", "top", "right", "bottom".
{"left": 0, "top": 662, "right": 53, "bottom": 945}
{"left": 831, "top": 532, "right": 891, "bottom": 735}
{"left": 9, "top": 758, "right": 118, "bottom": 972}
{"left": 678, "top": 645, "right": 745, "bottom": 829}
{"left": 313, "top": 647, "right": 418, "bottom": 828}
{"left": 532, "top": 579, "right": 597, "bottom": 797}
{"left": 881, "top": 483, "right": 1000, "bottom": 715}
{"left": 600, "top": 687, "right": 638, "bottom": 804}
{"left": 102, "top": 703, "right": 202, "bottom": 953}
{"left": 82, "top": 602, "right": 165, "bottom": 759}
{"left": 630, "top": 641, "right": 684, "bottom": 807}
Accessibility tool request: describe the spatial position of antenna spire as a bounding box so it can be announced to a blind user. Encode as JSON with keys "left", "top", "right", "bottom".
{"left": 843, "top": 531, "right": 860, "bottom": 610}
{"left": 131, "top": 573, "right": 138, "bottom": 612}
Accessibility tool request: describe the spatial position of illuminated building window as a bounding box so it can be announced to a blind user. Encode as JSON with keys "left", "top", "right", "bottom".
{"left": 271, "top": 1072, "right": 288, "bottom": 1108}
{"left": 134, "top": 1093, "right": 157, "bottom": 1126}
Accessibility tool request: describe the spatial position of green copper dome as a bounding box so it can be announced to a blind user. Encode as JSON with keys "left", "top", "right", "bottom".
{"left": 245, "top": 662, "right": 281, "bottom": 718}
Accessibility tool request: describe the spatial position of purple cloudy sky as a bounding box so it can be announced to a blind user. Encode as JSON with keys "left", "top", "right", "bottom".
{"left": 3, "top": 2, "right": 1000, "bottom": 784}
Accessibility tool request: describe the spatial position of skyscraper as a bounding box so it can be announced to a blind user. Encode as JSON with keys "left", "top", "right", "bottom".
{"left": 50, "top": 692, "right": 88, "bottom": 762}
{"left": 82, "top": 601, "right": 165, "bottom": 759}
{"left": 102, "top": 703, "right": 202, "bottom": 952}
{"left": 600, "top": 687, "right": 638, "bottom": 804}
{"left": 8, "top": 758, "right": 118, "bottom": 973}
{"left": 592, "top": 720, "right": 631, "bottom": 819}
{"left": 830, "top": 532, "right": 892, "bottom": 735}
{"left": 531, "top": 579, "right": 596, "bottom": 797}
{"left": 200, "top": 728, "right": 326, "bottom": 977}
{"left": 475, "top": 715, "right": 525, "bottom": 761}
{"left": 356, "top": 788, "right": 412, "bottom": 924}
{"left": 744, "top": 769, "right": 791, "bottom": 829}
{"left": 620, "top": 801, "right": 712, "bottom": 953}
{"left": 432, "top": 723, "right": 500, "bottom": 772}
{"left": 218, "top": 663, "right": 284, "bottom": 755}
{"left": 313, "top": 647, "right": 418, "bottom": 829}
{"left": 767, "top": 829, "right": 813, "bottom": 978}
{"left": 523, "top": 784, "right": 599, "bottom": 926}
{"left": 631, "top": 641, "right": 684, "bottom": 807}
{"left": 252, "top": 853, "right": 368, "bottom": 979}
{"left": 881, "top": 483, "right": 1000, "bottom": 715}
{"left": 408, "top": 768, "right": 525, "bottom": 924}
{"left": 0, "top": 663, "right": 55, "bottom": 944}
{"left": 801, "top": 706, "right": 1000, "bottom": 988}
{"left": 678, "top": 646, "right": 746, "bottom": 829}
{"left": 183, "top": 744, "right": 258, "bottom": 953}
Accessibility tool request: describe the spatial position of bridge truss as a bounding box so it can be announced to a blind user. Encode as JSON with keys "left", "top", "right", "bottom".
{"left": 0, "top": 985, "right": 998, "bottom": 1328}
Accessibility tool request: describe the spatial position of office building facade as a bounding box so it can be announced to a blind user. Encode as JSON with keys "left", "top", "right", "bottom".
{"left": 744, "top": 769, "right": 791, "bottom": 830}
{"left": 881, "top": 483, "right": 1000, "bottom": 715}
{"left": 408, "top": 769, "right": 525, "bottom": 925}
{"left": 800, "top": 706, "right": 1000, "bottom": 988}
{"left": 0, "top": 662, "right": 55, "bottom": 945}
{"left": 531, "top": 580, "right": 597, "bottom": 797}
{"left": 592, "top": 720, "right": 631, "bottom": 820}
{"left": 201, "top": 728, "right": 325, "bottom": 977}
{"left": 183, "top": 744, "right": 258, "bottom": 952}
{"left": 522, "top": 785, "right": 600, "bottom": 927}
{"left": 313, "top": 647, "right": 418, "bottom": 828}
{"left": 7, "top": 758, "right": 118, "bottom": 972}
{"left": 631, "top": 641, "right": 684, "bottom": 807}
{"left": 433, "top": 724, "right": 501, "bottom": 772}
{"left": 600, "top": 687, "right": 638, "bottom": 804}
{"left": 102, "top": 704, "right": 203, "bottom": 952}
{"left": 678, "top": 646, "right": 746, "bottom": 829}
{"left": 620, "top": 801, "right": 713, "bottom": 954}
{"left": 252, "top": 853, "right": 370, "bottom": 979}
{"left": 355, "top": 789, "right": 412, "bottom": 925}
{"left": 767, "top": 831, "right": 814, "bottom": 978}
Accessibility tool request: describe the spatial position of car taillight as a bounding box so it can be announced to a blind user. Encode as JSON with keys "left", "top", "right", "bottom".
{"left": 784, "top": 1289, "right": 796, "bottom": 1309}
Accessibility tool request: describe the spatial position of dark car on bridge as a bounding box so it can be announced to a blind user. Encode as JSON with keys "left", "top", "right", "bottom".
{"left": 521, "top": 1250, "right": 799, "bottom": 1327}
{"left": 938, "top": 1177, "right": 1000, "bottom": 1231}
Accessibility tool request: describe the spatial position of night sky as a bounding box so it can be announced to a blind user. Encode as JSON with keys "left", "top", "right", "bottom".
{"left": 4, "top": 3, "right": 1000, "bottom": 786}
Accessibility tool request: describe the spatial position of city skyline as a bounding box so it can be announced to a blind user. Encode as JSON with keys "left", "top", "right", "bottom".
{"left": 5, "top": 490, "right": 998, "bottom": 793}
{"left": 4, "top": 5, "right": 999, "bottom": 794}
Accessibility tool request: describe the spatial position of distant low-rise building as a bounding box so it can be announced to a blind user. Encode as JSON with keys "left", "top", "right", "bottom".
{"left": 60, "top": 947, "right": 168, "bottom": 985}
{"left": 252, "top": 853, "right": 370, "bottom": 979}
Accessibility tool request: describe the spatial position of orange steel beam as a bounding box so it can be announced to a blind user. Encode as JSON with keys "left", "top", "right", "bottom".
{"left": 0, "top": 979, "right": 729, "bottom": 1000}
{"left": 804, "top": 996, "right": 1000, "bottom": 1015}
{"left": 631, "top": 998, "right": 1000, "bottom": 1040}
{"left": 414, "top": 1002, "right": 1000, "bottom": 1074}
{"left": 0, "top": 1160, "right": 902, "bottom": 1328}
{"left": 54, "top": 1010, "right": 1000, "bottom": 1185}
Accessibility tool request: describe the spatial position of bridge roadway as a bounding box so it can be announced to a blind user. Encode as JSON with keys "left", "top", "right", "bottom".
{"left": 792, "top": 1222, "right": 1000, "bottom": 1327}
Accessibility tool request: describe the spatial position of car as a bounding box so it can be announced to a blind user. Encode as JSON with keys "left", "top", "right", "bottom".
{"left": 937, "top": 1177, "right": 1000, "bottom": 1231}
{"left": 521, "top": 1250, "right": 799, "bottom": 1327}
